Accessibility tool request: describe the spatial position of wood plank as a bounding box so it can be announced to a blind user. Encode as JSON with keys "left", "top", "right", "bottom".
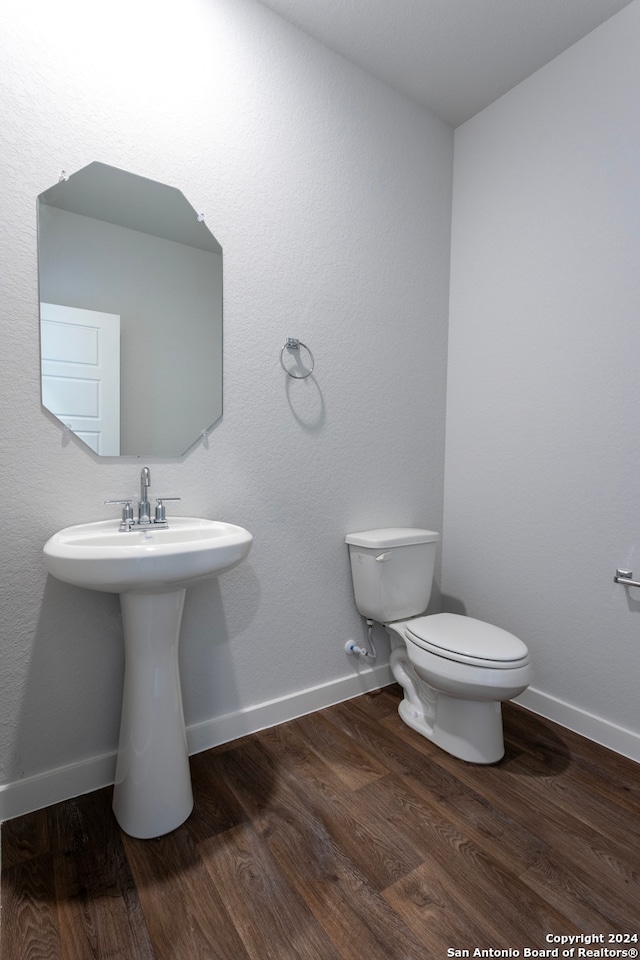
{"left": 379, "top": 696, "right": 640, "bottom": 859}
{"left": 0, "top": 854, "right": 62, "bottom": 960}
{"left": 382, "top": 859, "right": 525, "bottom": 954}
{"left": 379, "top": 699, "right": 640, "bottom": 929}
{"left": 186, "top": 747, "right": 249, "bottom": 843}
{"left": 505, "top": 704, "right": 640, "bottom": 815}
{"left": 48, "top": 789, "right": 155, "bottom": 960}
{"left": 507, "top": 702, "right": 640, "bottom": 781}
{"left": 327, "top": 696, "right": 550, "bottom": 876}
{"left": 254, "top": 722, "right": 425, "bottom": 891}
{"left": 0, "top": 807, "right": 50, "bottom": 870}
{"left": 200, "top": 820, "right": 343, "bottom": 960}
{"left": 291, "top": 709, "right": 390, "bottom": 790}
{"left": 122, "top": 821, "right": 250, "bottom": 960}
{"left": 520, "top": 847, "right": 640, "bottom": 930}
{"left": 363, "top": 773, "right": 573, "bottom": 944}
{"left": 212, "top": 734, "right": 427, "bottom": 960}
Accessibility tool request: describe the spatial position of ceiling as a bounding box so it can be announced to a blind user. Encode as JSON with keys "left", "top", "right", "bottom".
{"left": 256, "top": 0, "right": 634, "bottom": 126}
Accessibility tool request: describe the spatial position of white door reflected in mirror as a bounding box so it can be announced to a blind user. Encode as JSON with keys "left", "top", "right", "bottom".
{"left": 40, "top": 303, "right": 121, "bottom": 455}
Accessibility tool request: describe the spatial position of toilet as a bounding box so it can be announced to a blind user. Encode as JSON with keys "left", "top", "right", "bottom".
{"left": 345, "top": 528, "right": 531, "bottom": 763}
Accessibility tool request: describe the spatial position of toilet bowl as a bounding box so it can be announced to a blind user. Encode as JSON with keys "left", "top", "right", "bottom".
{"left": 345, "top": 528, "right": 531, "bottom": 764}
{"left": 387, "top": 613, "right": 530, "bottom": 763}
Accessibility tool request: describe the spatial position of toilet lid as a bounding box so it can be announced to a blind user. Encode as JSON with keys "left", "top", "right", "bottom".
{"left": 405, "top": 613, "right": 529, "bottom": 666}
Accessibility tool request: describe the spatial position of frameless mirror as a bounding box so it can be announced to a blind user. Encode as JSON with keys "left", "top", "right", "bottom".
{"left": 37, "top": 162, "right": 222, "bottom": 457}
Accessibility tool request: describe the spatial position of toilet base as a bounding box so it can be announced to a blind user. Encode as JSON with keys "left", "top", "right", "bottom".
{"left": 386, "top": 624, "right": 519, "bottom": 764}
{"left": 397, "top": 693, "right": 505, "bottom": 764}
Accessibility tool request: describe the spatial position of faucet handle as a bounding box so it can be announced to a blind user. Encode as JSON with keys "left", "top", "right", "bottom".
{"left": 104, "top": 499, "right": 135, "bottom": 529}
{"left": 154, "top": 497, "right": 180, "bottom": 523}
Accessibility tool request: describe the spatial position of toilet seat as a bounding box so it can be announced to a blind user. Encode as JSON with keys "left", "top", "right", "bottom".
{"left": 405, "top": 613, "right": 529, "bottom": 670}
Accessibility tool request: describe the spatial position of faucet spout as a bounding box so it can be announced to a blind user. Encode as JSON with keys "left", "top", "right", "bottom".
{"left": 140, "top": 466, "right": 150, "bottom": 496}
{"left": 139, "top": 467, "right": 151, "bottom": 523}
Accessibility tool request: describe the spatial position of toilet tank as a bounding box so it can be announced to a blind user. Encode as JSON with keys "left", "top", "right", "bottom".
{"left": 345, "top": 528, "right": 440, "bottom": 623}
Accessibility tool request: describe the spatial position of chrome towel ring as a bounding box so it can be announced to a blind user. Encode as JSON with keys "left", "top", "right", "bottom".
{"left": 280, "top": 338, "right": 315, "bottom": 379}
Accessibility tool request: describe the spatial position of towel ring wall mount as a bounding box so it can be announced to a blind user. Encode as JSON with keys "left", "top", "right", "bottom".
{"left": 280, "top": 338, "right": 315, "bottom": 379}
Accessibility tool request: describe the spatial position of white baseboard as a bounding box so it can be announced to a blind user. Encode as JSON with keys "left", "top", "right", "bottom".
{"left": 186, "top": 662, "right": 394, "bottom": 755}
{"left": 0, "top": 751, "right": 117, "bottom": 823}
{"left": 0, "top": 663, "right": 393, "bottom": 823}
{"left": 3, "top": 671, "right": 637, "bottom": 823}
{"left": 514, "top": 686, "right": 640, "bottom": 764}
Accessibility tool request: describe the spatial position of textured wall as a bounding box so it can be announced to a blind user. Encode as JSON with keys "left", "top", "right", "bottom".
{"left": 0, "top": 0, "right": 452, "bottom": 791}
{"left": 445, "top": 2, "right": 640, "bottom": 744}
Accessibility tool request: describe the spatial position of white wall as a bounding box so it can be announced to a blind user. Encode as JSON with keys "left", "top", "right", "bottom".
{"left": 445, "top": 1, "right": 640, "bottom": 759}
{"left": 0, "top": 0, "right": 452, "bottom": 815}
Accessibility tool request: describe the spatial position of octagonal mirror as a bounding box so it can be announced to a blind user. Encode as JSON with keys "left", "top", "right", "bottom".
{"left": 37, "top": 162, "right": 222, "bottom": 457}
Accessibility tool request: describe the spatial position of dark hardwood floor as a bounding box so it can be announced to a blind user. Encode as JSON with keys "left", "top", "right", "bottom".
{"left": 2, "top": 685, "right": 639, "bottom": 959}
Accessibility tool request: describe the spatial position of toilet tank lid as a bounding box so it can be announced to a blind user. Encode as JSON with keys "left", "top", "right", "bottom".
{"left": 345, "top": 528, "right": 440, "bottom": 548}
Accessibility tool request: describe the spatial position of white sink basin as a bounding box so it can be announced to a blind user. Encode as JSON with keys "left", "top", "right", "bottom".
{"left": 42, "top": 515, "right": 253, "bottom": 839}
{"left": 43, "top": 517, "right": 253, "bottom": 594}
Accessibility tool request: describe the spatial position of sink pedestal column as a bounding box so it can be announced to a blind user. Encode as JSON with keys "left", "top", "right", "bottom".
{"left": 112, "top": 588, "right": 193, "bottom": 838}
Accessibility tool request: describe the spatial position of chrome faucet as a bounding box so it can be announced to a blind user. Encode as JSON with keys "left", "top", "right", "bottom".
{"left": 105, "top": 466, "right": 180, "bottom": 531}
{"left": 138, "top": 466, "right": 152, "bottom": 524}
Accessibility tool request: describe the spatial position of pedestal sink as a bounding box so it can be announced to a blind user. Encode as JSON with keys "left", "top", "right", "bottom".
{"left": 43, "top": 517, "right": 252, "bottom": 838}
